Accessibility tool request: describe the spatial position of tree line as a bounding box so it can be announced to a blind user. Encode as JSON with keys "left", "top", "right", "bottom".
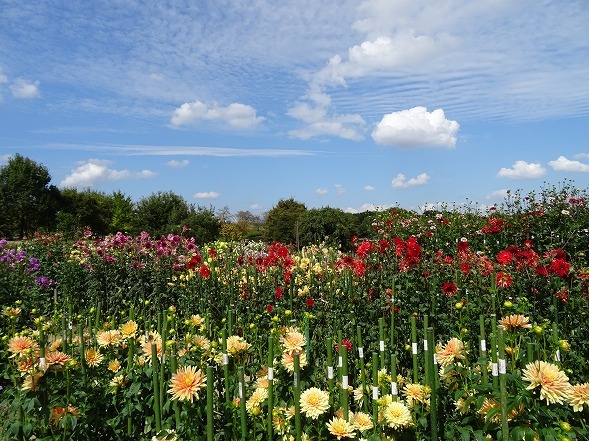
{"left": 0, "top": 154, "right": 380, "bottom": 249}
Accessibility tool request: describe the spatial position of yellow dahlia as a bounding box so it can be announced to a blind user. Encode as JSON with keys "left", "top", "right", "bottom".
{"left": 192, "top": 334, "right": 210, "bottom": 350}
{"left": 168, "top": 365, "right": 206, "bottom": 402}
{"left": 85, "top": 348, "right": 104, "bottom": 367}
{"left": 568, "top": 383, "right": 589, "bottom": 412}
{"left": 190, "top": 314, "right": 205, "bottom": 328}
{"left": 326, "top": 416, "right": 356, "bottom": 439}
{"left": 351, "top": 411, "right": 373, "bottom": 432}
{"left": 300, "top": 387, "right": 330, "bottom": 419}
{"left": 246, "top": 387, "right": 268, "bottom": 414}
{"left": 110, "top": 374, "right": 125, "bottom": 390}
{"left": 119, "top": 320, "right": 139, "bottom": 339}
{"left": 436, "top": 337, "right": 467, "bottom": 368}
{"left": 522, "top": 361, "right": 571, "bottom": 404}
{"left": 108, "top": 359, "right": 121, "bottom": 373}
{"left": 141, "top": 331, "right": 163, "bottom": 362}
{"left": 498, "top": 314, "right": 532, "bottom": 331}
{"left": 383, "top": 401, "right": 413, "bottom": 429}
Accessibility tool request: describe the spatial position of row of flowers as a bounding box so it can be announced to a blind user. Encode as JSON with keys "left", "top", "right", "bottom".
{"left": 2, "top": 302, "right": 589, "bottom": 440}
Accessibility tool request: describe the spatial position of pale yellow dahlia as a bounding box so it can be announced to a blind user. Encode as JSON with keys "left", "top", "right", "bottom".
{"left": 190, "top": 314, "right": 205, "bottom": 328}
{"left": 351, "top": 411, "right": 373, "bottom": 432}
{"left": 281, "top": 329, "right": 306, "bottom": 352}
{"left": 168, "top": 365, "right": 206, "bottom": 402}
{"left": 141, "top": 331, "right": 163, "bottom": 362}
{"left": 281, "top": 349, "right": 307, "bottom": 373}
{"left": 3, "top": 307, "right": 21, "bottom": 318}
{"left": 119, "top": 320, "right": 139, "bottom": 339}
{"left": 568, "top": 383, "right": 589, "bottom": 412}
{"left": 246, "top": 387, "right": 268, "bottom": 414}
{"left": 21, "top": 373, "right": 43, "bottom": 392}
{"left": 48, "top": 338, "right": 63, "bottom": 352}
{"left": 522, "top": 361, "right": 571, "bottom": 404}
{"left": 192, "top": 334, "right": 210, "bottom": 350}
{"left": 435, "top": 337, "right": 467, "bottom": 368}
{"left": 326, "top": 416, "right": 356, "bottom": 439}
{"left": 226, "top": 335, "right": 251, "bottom": 356}
{"left": 85, "top": 348, "right": 104, "bottom": 367}
{"left": 383, "top": 401, "right": 413, "bottom": 429}
{"left": 478, "top": 397, "right": 524, "bottom": 422}
{"left": 299, "top": 387, "right": 330, "bottom": 419}
{"left": 402, "top": 383, "right": 430, "bottom": 408}
{"left": 110, "top": 374, "right": 125, "bottom": 390}
{"left": 498, "top": 314, "right": 532, "bottom": 331}
{"left": 96, "top": 329, "right": 122, "bottom": 347}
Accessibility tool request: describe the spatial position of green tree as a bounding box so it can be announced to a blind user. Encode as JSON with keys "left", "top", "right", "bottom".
{"left": 185, "top": 205, "right": 221, "bottom": 245}
{"left": 133, "top": 191, "right": 190, "bottom": 237}
{"left": 109, "top": 191, "right": 135, "bottom": 234}
{"left": 56, "top": 188, "right": 114, "bottom": 237}
{"left": 299, "top": 207, "right": 358, "bottom": 251}
{"left": 264, "top": 198, "right": 307, "bottom": 245}
{"left": 0, "top": 154, "right": 60, "bottom": 238}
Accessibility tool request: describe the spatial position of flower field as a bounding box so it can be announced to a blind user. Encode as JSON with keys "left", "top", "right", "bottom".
{"left": 2, "top": 184, "right": 589, "bottom": 440}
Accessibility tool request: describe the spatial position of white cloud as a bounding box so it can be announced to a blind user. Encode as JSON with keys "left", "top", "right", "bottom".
{"left": 496, "top": 160, "right": 546, "bottom": 179}
{"left": 372, "top": 107, "right": 459, "bottom": 148}
{"left": 193, "top": 191, "right": 220, "bottom": 199}
{"left": 335, "top": 184, "right": 347, "bottom": 195}
{"left": 10, "top": 78, "right": 40, "bottom": 99}
{"left": 313, "top": 33, "right": 442, "bottom": 89}
{"left": 315, "top": 188, "right": 328, "bottom": 196}
{"left": 170, "top": 101, "right": 265, "bottom": 128}
{"left": 391, "top": 172, "right": 430, "bottom": 189}
{"left": 486, "top": 189, "right": 510, "bottom": 200}
{"left": 548, "top": 156, "right": 589, "bottom": 172}
{"left": 60, "top": 159, "right": 156, "bottom": 188}
{"left": 287, "top": 97, "right": 365, "bottom": 141}
{"left": 167, "top": 159, "right": 189, "bottom": 168}
{"left": 364, "top": 185, "right": 375, "bottom": 191}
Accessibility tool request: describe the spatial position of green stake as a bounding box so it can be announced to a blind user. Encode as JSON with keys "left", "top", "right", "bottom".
{"left": 356, "top": 326, "right": 368, "bottom": 412}
{"left": 326, "top": 337, "right": 334, "bottom": 406}
{"left": 378, "top": 317, "right": 386, "bottom": 369}
{"left": 267, "top": 336, "right": 275, "bottom": 441}
{"left": 411, "top": 315, "right": 419, "bottom": 383}
{"left": 207, "top": 366, "right": 214, "bottom": 441}
{"left": 238, "top": 366, "right": 247, "bottom": 441}
{"left": 294, "top": 353, "right": 302, "bottom": 441}
{"left": 151, "top": 343, "right": 162, "bottom": 433}
{"left": 498, "top": 328, "right": 509, "bottom": 441}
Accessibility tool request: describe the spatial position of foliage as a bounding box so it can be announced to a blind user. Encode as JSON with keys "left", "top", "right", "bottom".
{"left": 299, "top": 207, "right": 358, "bottom": 251}
{"left": 56, "top": 188, "right": 115, "bottom": 237}
{"left": 0, "top": 154, "right": 60, "bottom": 239}
{"left": 264, "top": 198, "right": 307, "bottom": 246}
{"left": 2, "top": 182, "right": 589, "bottom": 440}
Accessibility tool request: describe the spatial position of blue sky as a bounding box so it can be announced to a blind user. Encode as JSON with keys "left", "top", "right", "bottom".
{"left": 1, "top": 0, "right": 588, "bottom": 216}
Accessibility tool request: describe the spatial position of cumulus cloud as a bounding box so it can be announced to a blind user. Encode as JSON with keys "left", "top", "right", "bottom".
{"left": 496, "top": 160, "right": 546, "bottom": 179}
{"left": 170, "top": 101, "right": 264, "bottom": 128}
{"left": 313, "top": 33, "right": 442, "bottom": 89}
{"left": 60, "top": 159, "right": 156, "bottom": 188}
{"left": 335, "top": 184, "right": 347, "bottom": 195}
{"left": 372, "top": 107, "right": 459, "bottom": 148}
{"left": 315, "top": 188, "right": 328, "bottom": 196}
{"left": 167, "top": 159, "right": 189, "bottom": 168}
{"left": 391, "top": 172, "right": 430, "bottom": 189}
{"left": 364, "top": 185, "right": 375, "bottom": 191}
{"left": 486, "top": 189, "right": 510, "bottom": 200}
{"left": 10, "top": 78, "right": 40, "bottom": 99}
{"left": 548, "top": 156, "right": 589, "bottom": 172}
{"left": 193, "top": 191, "right": 220, "bottom": 199}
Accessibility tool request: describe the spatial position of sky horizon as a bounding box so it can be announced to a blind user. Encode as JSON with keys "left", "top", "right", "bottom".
{"left": 1, "top": 0, "right": 588, "bottom": 216}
